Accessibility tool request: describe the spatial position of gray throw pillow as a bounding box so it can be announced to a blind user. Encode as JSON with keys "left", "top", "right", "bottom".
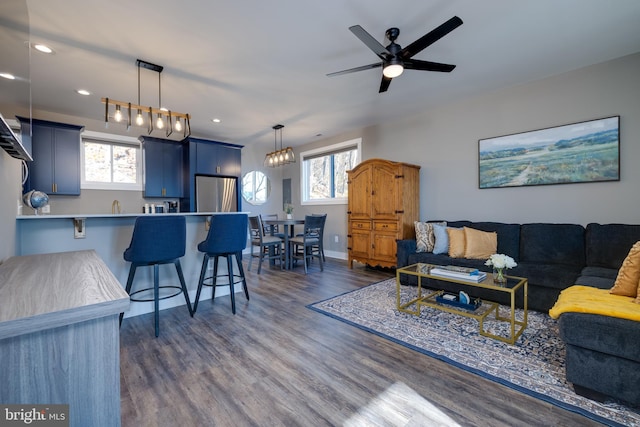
{"left": 432, "top": 223, "right": 450, "bottom": 255}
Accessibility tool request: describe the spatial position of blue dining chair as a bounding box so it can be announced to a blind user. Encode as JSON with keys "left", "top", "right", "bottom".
{"left": 121, "top": 215, "right": 193, "bottom": 337}
{"left": 194, "top": 213, "right": 249, "bottom": 314}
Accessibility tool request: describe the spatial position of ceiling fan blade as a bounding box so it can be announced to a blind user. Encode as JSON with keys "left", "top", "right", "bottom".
{"left": 327, "top": 62, "right": 382, "bottom": 77}
{"left": 349, "top": 25, "right": 391, "bottom": 59}
{"left": 404, "top": 59, "right": 456, "bottom": 73}
{"left": 379, "top": 75, "right": 392, "bottom": 93}
{"left": 400, "top": 16, "right": 463, "bottom": 59}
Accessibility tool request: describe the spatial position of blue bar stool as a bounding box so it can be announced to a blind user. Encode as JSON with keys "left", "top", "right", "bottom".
{"left": 120, "top": 215, "right": 194, "bottom": 337}
{"left": 194, "top": 213, "right": 249, "bottom": 314}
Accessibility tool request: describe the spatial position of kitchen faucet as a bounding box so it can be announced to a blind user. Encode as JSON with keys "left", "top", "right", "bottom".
{"left": 112, "top": 200, "right": 121, "bottom": 214}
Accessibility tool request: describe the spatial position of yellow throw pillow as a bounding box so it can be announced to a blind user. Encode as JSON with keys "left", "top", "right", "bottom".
{"left": 464, "top": 227, "right": 498, "bottom": 259}
{"left": 611, "top": 241, "right": 640, "bottom": 298}
{"left": 447, "top": 227, "right": 466, "bottom": 258}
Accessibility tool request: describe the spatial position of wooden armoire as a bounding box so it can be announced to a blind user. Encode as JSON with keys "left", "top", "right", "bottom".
{"left": 347, "top": 158, "right": 420, "bottom": 268}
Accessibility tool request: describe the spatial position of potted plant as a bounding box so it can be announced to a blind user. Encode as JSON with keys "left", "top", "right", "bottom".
{"left": 284, "top": 204, "right": 294, "bottom": 219}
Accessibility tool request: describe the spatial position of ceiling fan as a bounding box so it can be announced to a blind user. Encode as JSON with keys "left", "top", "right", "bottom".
{"left": 327, "top": 16, "right": 463, "bottom": 93}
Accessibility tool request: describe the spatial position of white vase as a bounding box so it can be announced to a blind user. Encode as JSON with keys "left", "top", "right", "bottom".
{"left": 286, "top": 213, "right": 292, "bottom": 219}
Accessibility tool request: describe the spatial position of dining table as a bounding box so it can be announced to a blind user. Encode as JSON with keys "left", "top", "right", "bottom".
{"left": 264, "top": 218, "right": 305, "bottom": 269}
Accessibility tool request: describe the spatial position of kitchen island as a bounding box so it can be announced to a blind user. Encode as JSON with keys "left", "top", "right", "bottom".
{"left": 16, "top": 212, "right": 245, "bottom": 318}
{"left": 0, "top": 250, "right": 129, "bottom": 426}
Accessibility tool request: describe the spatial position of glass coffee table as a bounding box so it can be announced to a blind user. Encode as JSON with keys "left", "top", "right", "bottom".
{"left": 396, "top": 263, "right": 528, "bottom": 344}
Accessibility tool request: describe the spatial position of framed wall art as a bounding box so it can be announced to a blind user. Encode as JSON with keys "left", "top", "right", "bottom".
{"left": 478, "top": 116, "right": 620, "bottom": 189}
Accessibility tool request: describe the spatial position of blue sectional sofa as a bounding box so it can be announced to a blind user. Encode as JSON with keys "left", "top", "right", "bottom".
{"left": 397, "top": 220, "right": 597, "bottom": 312}
{"left": 397, "top": 220, "right": 640, "bottom": 406}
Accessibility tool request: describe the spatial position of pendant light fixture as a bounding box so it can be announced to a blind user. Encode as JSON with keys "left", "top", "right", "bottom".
{"left": 264, "top": 124, "right": 295, "bottom": 168}
{"left": 102, "top": 59, "right": 191, "bottom": 138}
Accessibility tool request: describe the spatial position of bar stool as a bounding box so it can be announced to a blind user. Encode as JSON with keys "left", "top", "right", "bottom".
{"left": 194, "top": 213, "right": 249, "bottom": 314}
{"left": 120, "top": 215, "right": 193, "bottom": 337}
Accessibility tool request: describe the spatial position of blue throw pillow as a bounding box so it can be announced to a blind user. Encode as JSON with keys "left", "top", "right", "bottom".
{"left": 432, "top": 224, "right": 449, "bottom": 254}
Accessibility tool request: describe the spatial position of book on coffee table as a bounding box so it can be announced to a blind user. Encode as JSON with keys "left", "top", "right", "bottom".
{"left": 438, "top": 265, "right": 481, "bottom": 274}
{"left": 429, "top": 267, "right": 487, "bottom": 283}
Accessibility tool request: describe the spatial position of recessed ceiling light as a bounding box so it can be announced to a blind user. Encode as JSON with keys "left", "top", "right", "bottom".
{"left": 212, "top": 118, "right": 221, "bottom": 123}
{"left": 33, "top": 44, "right": 53, "bottom": 54}
{"left": 0, "top": 73, "right": 16, "bottom": 80}
{"left": 76, "top": 89, "right": 91, "bottom": 96}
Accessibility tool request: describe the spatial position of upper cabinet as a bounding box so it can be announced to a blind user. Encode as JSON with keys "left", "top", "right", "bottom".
{"left": 194, "top": 138, "right": 242, "bottom": 176}
{"left": 19, "top": 117, "right": 84, "bottom": 195}
{"left": 139, "top": 136, "right": 184, "bottom": 198}
{"left": 181, "top": 137, "right": 243, "bottom": 212}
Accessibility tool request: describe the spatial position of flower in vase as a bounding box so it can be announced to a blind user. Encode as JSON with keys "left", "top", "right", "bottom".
{"left": 485, "top": 254, "right": 517, "bottom": 269}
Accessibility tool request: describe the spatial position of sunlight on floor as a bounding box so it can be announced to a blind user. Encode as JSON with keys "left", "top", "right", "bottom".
{"left": 343, "top": 381, "right": 461, "bottom": 427}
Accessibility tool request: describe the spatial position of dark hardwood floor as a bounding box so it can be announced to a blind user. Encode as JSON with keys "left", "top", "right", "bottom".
{"left": 119, "top": 258, "right": 603, "bottom": 426}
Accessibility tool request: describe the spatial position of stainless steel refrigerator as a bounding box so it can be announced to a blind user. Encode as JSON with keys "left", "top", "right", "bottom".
{"left": 195, "top": 175, "right": 238, "bottom": 212}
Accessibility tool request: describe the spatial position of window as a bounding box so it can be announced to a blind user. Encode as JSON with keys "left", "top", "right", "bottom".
{"left": 242, "top": 170, "right": 270, "bottom": 205}
{"left": 300, "top": 138, "right": 361, "bottom": 205}
{"left": 81, "top": 131, "right": 142, "bottom": 190}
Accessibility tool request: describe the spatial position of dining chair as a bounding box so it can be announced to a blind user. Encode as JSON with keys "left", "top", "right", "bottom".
{"left": 260, "top": 213, "right": 285, "bottom": 239}
{"left": 290, "top": 214, "right": 325, "bottom": 274}
{"left": 295, "top": 213, "right": 327, "bottom": 261}
{"left": 194, "top": 213, "right": 249, "bottom": 315}
{"left": 248, "top": 215, "right": 284, "bottom": 274}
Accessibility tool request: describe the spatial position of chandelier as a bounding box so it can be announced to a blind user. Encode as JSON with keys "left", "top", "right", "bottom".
{"left": 264, "top": 124, "right": 295, "bottom": 167}
{"left": 101, "top": 59, "right": 191, "bottom": 138}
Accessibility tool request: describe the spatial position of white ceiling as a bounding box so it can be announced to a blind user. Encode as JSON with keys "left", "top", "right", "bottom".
{"left": 2, "top": 0, "right": 640, "bottom": 150}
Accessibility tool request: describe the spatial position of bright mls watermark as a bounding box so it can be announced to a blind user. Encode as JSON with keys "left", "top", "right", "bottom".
{"left": 0, "top": 405, "right": 68, "bottom": 426}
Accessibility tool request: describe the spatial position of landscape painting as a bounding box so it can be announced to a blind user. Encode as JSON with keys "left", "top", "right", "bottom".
{"left": 479, "top": 116, "right": 620, "bottom": 189}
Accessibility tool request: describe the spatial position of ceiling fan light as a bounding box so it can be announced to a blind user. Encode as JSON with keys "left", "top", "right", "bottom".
{"left": 383, "top": 62, "right": 404, "bottom": 78}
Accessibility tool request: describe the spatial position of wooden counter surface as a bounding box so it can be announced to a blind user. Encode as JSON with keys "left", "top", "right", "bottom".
{"left": 0, "top": 249, "right": 129, "bottom": 340}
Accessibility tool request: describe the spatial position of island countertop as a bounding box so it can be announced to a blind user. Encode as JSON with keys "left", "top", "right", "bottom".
{"left": 0, "top": 249, "right": 130, "bottom": 340}
{"left": 15, "top": 212, "right": 246, "bottom": 319}
{"left": 15, "top": 211, "right": 229, "bottom": 220}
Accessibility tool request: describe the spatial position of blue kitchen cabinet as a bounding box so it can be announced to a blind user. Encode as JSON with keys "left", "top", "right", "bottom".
{"left": 180, "top": 137, "right": 243, "bottom": 212}
{"left": 195, "top": 139, "right": 241, "bottom": 176}
{"left": 19, "top": 117, "right": 84, "bottom": 195}
{"left": 140, "top": 136, "right": 183, "bottom": 198}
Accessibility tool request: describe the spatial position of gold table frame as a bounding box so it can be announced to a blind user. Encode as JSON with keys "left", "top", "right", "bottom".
{"left": 396, "top": 263, "right": 528, "bottom": 345}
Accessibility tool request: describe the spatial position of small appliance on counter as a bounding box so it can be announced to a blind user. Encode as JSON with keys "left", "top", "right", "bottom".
{"left": 166, "top": 201, "right": 179, "bottom": 213}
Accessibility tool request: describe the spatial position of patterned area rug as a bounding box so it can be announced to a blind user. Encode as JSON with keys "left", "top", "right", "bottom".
{"left": 307, "top": 278, "right": 640, "bottom": 427}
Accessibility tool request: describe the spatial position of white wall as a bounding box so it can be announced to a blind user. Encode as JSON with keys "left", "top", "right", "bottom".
{"left": 366, "top": 52, "right": 640, "bottom": 225}
{"left": 244, "top": 52, "right": 640, "bottom": 244}
{"left": 3, "top": 53, "right": 639, "bottom": 262}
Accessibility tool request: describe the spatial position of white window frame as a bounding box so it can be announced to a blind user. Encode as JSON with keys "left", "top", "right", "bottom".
{"left": 81, "top": 130, "right": 142, "bottom": 191}
{"left": 300, "top": 138, "right": 361, "bottom": 206}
